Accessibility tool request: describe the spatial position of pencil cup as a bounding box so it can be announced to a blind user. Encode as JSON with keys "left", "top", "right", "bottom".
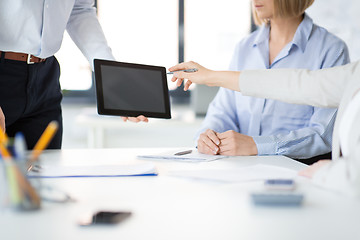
{"left": 25, "top": 155, "right": 43, "bottom": 195}
{"left": 14, "top": 154, "right": 29, "bottom": 176}
{"left": 3, "top": 159, "right": 41, "bottom": 211}
{"left": 13, "top": 151, "right": 42, "bottom": 195}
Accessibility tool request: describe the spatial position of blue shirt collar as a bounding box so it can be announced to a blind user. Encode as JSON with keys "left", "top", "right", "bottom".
{"left": 253, "top": 23, "right": 270, "bottom": 47}
{"left": 253, "top": 13, "right": 313, "bottom": 53}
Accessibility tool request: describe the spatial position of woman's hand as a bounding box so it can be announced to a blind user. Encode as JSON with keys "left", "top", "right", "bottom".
{"left": 298, "top": 160, "right": 331, "bottom": 178}
{"left": 197, "top": 129, "right": 221, "bottom": 155}
{"left": 169, "top": 61, "right": 241, "bottom": 92}
{"left": 169, "top": 61, "right": 215, "bottom": 91}
{"left": 217, "top": 130, "right": 258, "bottom": 156}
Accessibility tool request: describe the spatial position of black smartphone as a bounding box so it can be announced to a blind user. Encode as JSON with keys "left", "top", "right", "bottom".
{"left": 78, "top": 211, "right": 132, "bottom": 226}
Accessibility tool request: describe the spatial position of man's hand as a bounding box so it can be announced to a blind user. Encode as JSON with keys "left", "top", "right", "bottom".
{"left": 217, "top": 130, "right": 258, "bottom": 156}
{"left": 298, "top": 160, "right": 331, "bottom": 178}
{"left": 121, "top": 115, "right": 149, "bottom": 123}
{"left": 197, "top": 129, "right": 221, "bottom": 155}
{"left": 0, "top": 107, "right": 5, "bottom": 132}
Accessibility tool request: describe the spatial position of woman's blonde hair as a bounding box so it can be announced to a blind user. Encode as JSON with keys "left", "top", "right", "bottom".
{"left": 253, "top": 0, "right": 314, "bottom": 26}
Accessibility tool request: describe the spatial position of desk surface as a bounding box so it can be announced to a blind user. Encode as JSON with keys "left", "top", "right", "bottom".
{"left": 1, "top": 148, "right": 360, "bottom": 240}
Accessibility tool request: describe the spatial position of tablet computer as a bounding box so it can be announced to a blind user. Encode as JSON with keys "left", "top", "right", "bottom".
{"left": 94, "top": 59, "right": 171, "bottom": 119}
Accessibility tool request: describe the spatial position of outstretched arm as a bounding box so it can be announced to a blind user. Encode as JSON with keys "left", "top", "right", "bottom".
{"left": 170, "top": 61, "right": 360, "bottom": 108}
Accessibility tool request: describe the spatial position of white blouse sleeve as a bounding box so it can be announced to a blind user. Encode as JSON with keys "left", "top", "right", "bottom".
{"left": 314, "top": 90, "right": 360, "bottom": 197}
{"left": 239, "top": 61, "right": 360, "bottom": 108}
{"left": 312, "top": 158, "right": 357, "bottom": 196}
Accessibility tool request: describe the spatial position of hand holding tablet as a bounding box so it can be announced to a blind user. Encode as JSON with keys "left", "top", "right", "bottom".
{"left": 121, "top": 115, "right": 149, "bottom": 123}
{"left": 94, "top": 59, "right": 171, "bottom": 119}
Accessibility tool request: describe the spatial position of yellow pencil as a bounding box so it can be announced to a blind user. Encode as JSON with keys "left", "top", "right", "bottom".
{"left": 0, "top": 143, "right": 12, "bottom": 160}
{"left": 0, "top": 127, "right": 8, "bottom": 146}
{"left": 29, "top": 120, "right": 59, "bottom": 163}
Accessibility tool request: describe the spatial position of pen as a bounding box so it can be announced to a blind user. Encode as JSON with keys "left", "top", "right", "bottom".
{"left": 6, "top": 163, "right": 22, "bottom": 206}
{"left": 28, "top": 121, "right": 59, "bottom": 165}
{"left": 174, "top": 150, "right": 192, "bottom": 156}
{"left": 167, "top": 68, "right": 198, "bottom": 74}
{"left": 14, "top": 132, "right": 27, "bottom": 160}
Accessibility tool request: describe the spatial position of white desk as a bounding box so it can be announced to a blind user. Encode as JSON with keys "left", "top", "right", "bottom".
{"left": 1, "top": 148, "right": 360, "bottom": 240}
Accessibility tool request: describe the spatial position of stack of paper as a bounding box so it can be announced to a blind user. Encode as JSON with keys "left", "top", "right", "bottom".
{"left": 169, "top": 164, "right": 297, "bottom": 183}
{"left": 138, "top": 149, "right": 227, "bottom": 162}
{"left": 27, "top": 163, "right": 157, "bottom": 178}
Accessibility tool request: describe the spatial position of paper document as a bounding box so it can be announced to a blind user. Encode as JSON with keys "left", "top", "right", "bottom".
{"left": 169, "top": 164, "right": 297, "bottom": 183}
{"left": 137, "top": 149, "right": 227, "bottom": 162}
{"left": 27, "top": 163, "right": 157, "bottom": 178}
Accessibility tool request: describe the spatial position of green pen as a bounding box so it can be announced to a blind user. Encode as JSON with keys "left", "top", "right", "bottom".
{"left": 6, "top": 163, "right": 22, "bottom": 207}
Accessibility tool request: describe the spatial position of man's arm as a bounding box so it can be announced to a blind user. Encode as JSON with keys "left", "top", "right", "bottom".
{"left": 66, "top": 0, "right": 115, "bottom": 69}
{"left": 66, "top": 1, "right": 148, "bottom": 123}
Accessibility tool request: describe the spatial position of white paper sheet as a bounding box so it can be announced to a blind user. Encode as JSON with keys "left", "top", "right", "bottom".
{"left": 169, "top": 164, "right": 297, "bottom": 183}
{"left": 137, "top": 149, "right": 227, "bottom": 162}
{"left": 27, "top": 163, "right": 157, "bottom": 178}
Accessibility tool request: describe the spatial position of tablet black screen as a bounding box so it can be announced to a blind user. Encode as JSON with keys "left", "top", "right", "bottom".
{"left": 101, "top": 65, "right": 165, "bottom": 112}
{"left": 94, "top": 60, "right": 171, "bottom": 119}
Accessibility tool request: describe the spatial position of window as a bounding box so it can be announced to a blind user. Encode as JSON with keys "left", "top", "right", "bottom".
{"left": 185, "top": 0, "right": 251, "bottom": 70}
{"left": 307, "top": 0, "right": 360, "bottom": 60}
{"left": 56, "top": 0, "right": 178, "bottom": 94}
{"left": 56, "top": 0, "right": 251, "bottom": 99}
